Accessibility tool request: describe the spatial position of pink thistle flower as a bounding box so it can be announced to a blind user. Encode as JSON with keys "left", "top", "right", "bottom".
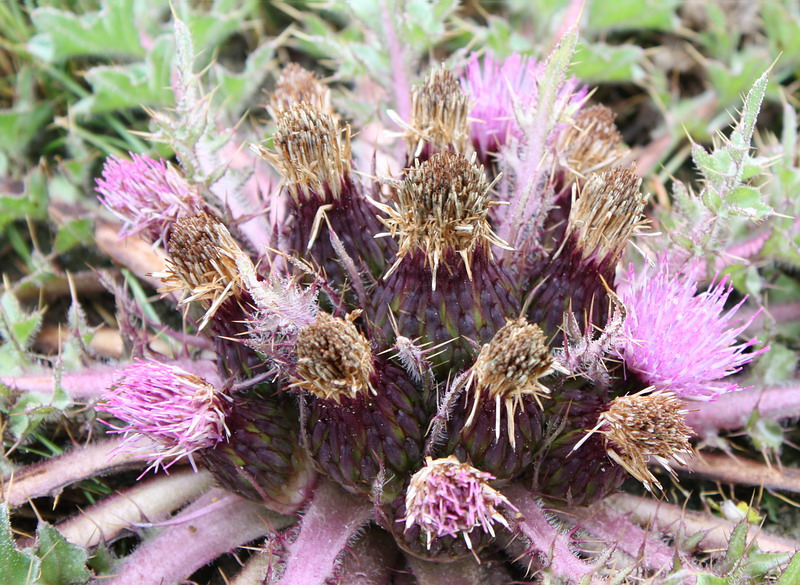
{"left": 461, "top": 52, "right": 586, "bottom": 160}
{"left": 98, "top": 359, "right": 230, "bottom": 473}
{"left": 96, "top": 153, "right": 204, "bottom": 245}
{"left": 403, "top": 456, "right": 512, "bottom": 549}
{"left": 618, "top": 257, "right": 767, "bottom": 400}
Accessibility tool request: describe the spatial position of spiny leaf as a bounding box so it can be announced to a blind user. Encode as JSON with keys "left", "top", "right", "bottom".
{"left": 34, "top": 523, "right": 92, "bottom": 585}
{"left": 0, "top": 505, "right": 40, "bottom": 585}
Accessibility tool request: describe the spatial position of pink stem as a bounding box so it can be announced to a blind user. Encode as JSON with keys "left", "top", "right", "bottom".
{"left": 686, "top": 384, "right": 800, "bottom": 437}
{"left": 0, "top": 359, "right": 221, "bottom": 400}
{"left": 573, "top": 502, "right": 678, "bottom": 573}
{"left": 378, "top": 0, "right": 411, "bottom": 121}
{"left": 55, "top": 468, "right": 214, "bottom": 548}
{"left": 277, "top": 479, "right": 374, "bottom": 585}
{"left": 330, "top": 526, "right": 398, "bottom": 585}
{"left": 606, "top": 492, "right": 800, "bottom": 554}
{"left": 504, "top": 483, "right": 604, "bottom": 584}
{"left": 107, "top": 488, "right": 291, "bottom": 585}
{"left": 2, "top": 438, "right": 149, "bottom": 508}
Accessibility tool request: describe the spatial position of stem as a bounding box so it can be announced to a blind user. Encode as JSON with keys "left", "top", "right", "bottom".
{"left": 606, "top": 492, "right": 800, "bottom": 554}
{"left": 675, "top": 452, "right": 800, "bottom": 493}
{"left": 55, "top": 469, "right": 214, "bottom": 548}
{"left": 686, "top": 384, "right": 800, "bottom": 437}
{"left": 570, "top": 501, "right": 678, "bottom": 573}
{"left": 277, "top": 479, "right": 374, "bottom": 585}
{"left": 503, "top": 483, "right": 604, "bottom": 584}
{"left": 378, "top": 0, "right": 411, "bottom": 121}
{"left": 330, "top": 526, "right": 398, "bottom": 585}
{"left": 107, "top": 488, "right": 292, "bottom": 585}
{"left": 0, "top": 358, "right": 221, "bottom": 400}
{"left": 3, "top": 438, "right": 149, "bottom": 508}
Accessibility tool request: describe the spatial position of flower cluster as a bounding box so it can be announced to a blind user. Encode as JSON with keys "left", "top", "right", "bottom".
{"left": 94, "top": 53, "right": 766, "bottom": 581}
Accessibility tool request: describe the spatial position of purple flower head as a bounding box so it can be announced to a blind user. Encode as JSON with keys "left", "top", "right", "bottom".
{"left": 403, "top": 456, "right": 512, "bottom": 549}
{"left": 618, "top": 256, "right": 767, "bottom": 400}
{"left": 461, "top": 52, "right": 586, "bottom": 159}
{"left": 96, "top": 153, "right": 204, "bottom": 245}
{"left": 98, "top": 359, "right": 230, "bottom": 473}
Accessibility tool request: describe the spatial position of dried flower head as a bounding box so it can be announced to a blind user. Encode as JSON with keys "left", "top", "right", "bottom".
{"left": 557, "top": 104, "right": 627, "bottom": 180}
{"left": 98, "top": 359, "right": 230, "bottom": 473}
{"left": 154, "top": 213, "right": 252, "bottom": 330}
{"left": 293, "top": 312, "right": 374, "bottom": 402}
{"left": 375, "top": 152, "right": 509, "bottom": 289}
{"left": 254, "top": 102, "right": 352, "bottom": 203}
{"left": 577, "top": 389, "right": 693, "bottom": 492}
{"left": 404, "top": 456, "right": 512, "bottom": 549}
{"left": 618, "top": 258, "right": 766, "bottom": 399}
{"left": 96, "top": 153, "right": 204, "bottom": 244}
{"left": 466, "top": 319, "right": 554, "bottom": 447}
{"left": 407, "top": 66, "right": 470, "bottom": 156}
{"left": 267, "top": 63, "right": 331, "bottom": 118}
{"left": 563, "top": 166, "right": 646, "bottom": 263}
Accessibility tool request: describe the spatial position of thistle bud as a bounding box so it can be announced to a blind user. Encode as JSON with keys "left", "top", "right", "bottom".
{"left": 255, "top": 100, "right": 386, "bottom": 280}
{"left": 296, "top": 313, "right": 427, "bottom": 499}
{"left": 526, "top": 166, "right": 645, "bottom": 336}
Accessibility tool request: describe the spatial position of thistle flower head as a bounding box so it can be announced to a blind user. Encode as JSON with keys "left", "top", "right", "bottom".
{"left": 154, "top": 213, "right": 252, "bottom": 330}
{"left": 96, "top": 153, "right": 203, "bottom": 244}
{"left": 404, "top": 455, "right": 511, "bottom": 549}
{"left": 407, "top": 66, "right": 470, "bottom": 156}
{"left": 580, "top": 389, "right": 693, "bottom": 492}
{"left": 461, "top": 52, "right": 586, "bottom": 159}
{"left": 267, "top": 63, "right": 331, "bottom": 118}
{"left": 466, "top": 319, "right": 554, "bottom": 447}
{"left": 564, "top": 166, "right": 646, "bottom": 263}
{"left": 557, "top": 104, "right": 627, "bottom": 180}
{"left": 255, "top": 102, "right": 352, "bottom": 203}
{"left": 98, "top": 359, "right": 230, "bottom": 473}
{"left": 293, "top": 312, "right": 374, "bottom": 402}
{"left": 247, "top": 276, "right": 319, "bottom": 350}
{"left": 618, "top": 258, "right": 766, "bottom": 399}
{"left": 377, "top": 152, "right": 508, "bottom": 288}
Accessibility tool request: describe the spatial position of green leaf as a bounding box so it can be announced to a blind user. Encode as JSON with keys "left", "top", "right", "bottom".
{"left": 695, "top": 575, "right": 727, "bottom": 585}
{"left": 0, "top": 504, "right": 41, "bottom": 585}
{"left": 34, "top": 524, "right": 92, "bottom": 585}
{"left": 719, "top": 521, "right": 749, "bottom": 573}
{"left": 777, "top": 552, "right": 800, "bottom": 585}
{"left": 751, "top": 343, "right": 798, "bottom": 386}
{"left": 27, "top": 0, "right": 145, "bottom": 63}
{"left": 0, "top": 290, "right": 44, "bottom": 350}
{"left": 570, "top": 41, "right": 644, "bottom": 83}
{"left": 53, "top": 219, "right": 93, "bottom": 254}
{"left": 73, "top": 36, "right": 174, "bottom": 114}
{"left": 725, "top": 186, "right": 773, "bottom": 219}
{"left": 745, "top": 551, "right": 792, "bottom": 578}
{"left": 587, "top": 0, "right": 679, "bottom": 31}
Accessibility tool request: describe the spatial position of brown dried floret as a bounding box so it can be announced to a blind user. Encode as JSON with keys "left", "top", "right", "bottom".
{"left": 373, "top": 152, "right": 509, "bottom": 290}
{"left": 561, "top": 165, "right": 647, "bottom": 263}
{"left": 293, "top": 312, "right": 374, "bottom": 402}
{"left": 465, "top": 319, "right": 556, "bottom": 448}
{"left": 574, "top": 388, "right": 694, "bottom": 492}
{"left": 154, "top": 213, "right": 252, "bottom": 330}
{"left": 557, "top": 104, "right": 627, "bottom": 180}
{"left": 406, "top": 66, "right": 470, "bottom": 156}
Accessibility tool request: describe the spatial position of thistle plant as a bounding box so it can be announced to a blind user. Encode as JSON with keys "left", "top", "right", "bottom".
{"left": 3, "top": 7, "right": 800, "bottom": 585}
